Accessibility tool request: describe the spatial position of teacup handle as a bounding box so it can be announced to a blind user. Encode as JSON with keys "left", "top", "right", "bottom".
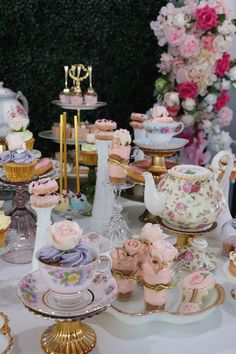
{"left": 174, "top": 122, "right": 184, "bottom": 135}
{"left": 96, "top": 255, "right": 112, "bottom": 273}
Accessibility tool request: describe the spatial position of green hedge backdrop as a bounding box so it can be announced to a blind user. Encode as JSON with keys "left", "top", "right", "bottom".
{"left": 0, "top": 0, "right": 166, "bottom": 154}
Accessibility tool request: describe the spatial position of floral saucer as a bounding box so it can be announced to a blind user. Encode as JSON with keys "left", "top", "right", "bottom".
{"left": 133, "top": 137, "right": 188, "bottom": 151}
{"left": 17, "top": 270, "right": 118, "bottom": 319}
{"left": 176, "top": 246, "right": 217, "bottom": 273}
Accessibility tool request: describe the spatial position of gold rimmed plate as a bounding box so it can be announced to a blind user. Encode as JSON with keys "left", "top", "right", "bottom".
{"left": 109, "top": 282, "right": 224, "bottom": 325}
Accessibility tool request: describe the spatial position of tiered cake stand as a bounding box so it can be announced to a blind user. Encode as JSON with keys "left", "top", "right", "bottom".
{"left": 39, "top": 100, "right": 107, "bottom": 144}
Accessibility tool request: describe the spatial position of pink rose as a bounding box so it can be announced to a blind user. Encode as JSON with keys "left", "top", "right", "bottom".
{"left": 195, "top": 5, "right": 218, "bottom": 31}
{"left": 218, "top": 107, "right": 233, "bottom": 127}
{"left": 124, "top": 239, "right": 142, "bottom": 256}
{"left": 164, "top": 26, "right": 186, "bottom": 47}
{"left": 49, "top": 220, "right": 83, "bottom": 251}
{"left": 167, "top": 210, "right": 175, "bottom": 219}
{"left": 176, "top": 202, "right": 186, "bottom": 210}
{"left": 190, "top": 273, "right": 204, "bottom": 285}
{"left": 166, "top": 104, "right": 180, "bottom": 117}
{"left": 214, "top": 90, "right": 230, "bottom": 111}
{"left": 177, "top": 82, "right": 198, "bottom": 99}
{"left": 179, "top": 35, "right": 200, "bottom": 58}
{"left": 178, "top": 251, "right": 194, "bottom": 262}
{"left": 215, "top": 52, "right": 231, "bottom": 78}
{"left": 182, "top": 183, "right": 192, "bottom": 193}
{"left": 203, "top": 34, "right": 215, "bottom": 52}
{"left": 191, "top": 183, "right": 201, "bottom": 193}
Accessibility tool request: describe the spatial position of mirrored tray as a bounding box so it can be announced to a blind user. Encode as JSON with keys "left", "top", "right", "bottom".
{"left": 109, "top": 281, "right": 224, "bottom": 325}
{"left": 52, "top": 100, "right": 107, "bottom": 110}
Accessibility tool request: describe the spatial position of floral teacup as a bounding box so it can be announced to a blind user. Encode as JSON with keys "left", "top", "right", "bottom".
{"left": 37, "top": 248, "right": 111, "bottom": 305}
{"left": 144, "top": 120, "right": 184, "bottom": 144}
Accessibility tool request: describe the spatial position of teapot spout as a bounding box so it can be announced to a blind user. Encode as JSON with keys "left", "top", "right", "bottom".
{"left": 143, "top": 172, "right": 166, "bottom": 216}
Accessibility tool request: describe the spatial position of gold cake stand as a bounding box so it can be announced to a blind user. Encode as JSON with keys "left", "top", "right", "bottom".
{"left": 156, "top": 217, "right": 217, "bottom": 248}
{"left": 24, "top": 305, "right": 106, "bottom": 354}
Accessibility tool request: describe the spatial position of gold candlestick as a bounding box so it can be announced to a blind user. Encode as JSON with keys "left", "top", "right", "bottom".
{"left": 74, "top": 114, "right": 80, "bottom": 193}
{"left": 59, "top": 115, "right": 64, "bottom": 193}
{"left": 63, "top": 112, "right": 68, "bottom": 190}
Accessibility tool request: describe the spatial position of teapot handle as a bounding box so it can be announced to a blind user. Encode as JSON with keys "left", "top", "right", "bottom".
{"left": 16, "top": 91, "right": 29, "bottom": 114}
{"left": 211, "top": 150, "right": 234, "bottom": 191}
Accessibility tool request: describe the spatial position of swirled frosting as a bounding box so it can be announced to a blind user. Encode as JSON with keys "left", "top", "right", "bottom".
{"left": 0, "top": 150, "right": 35, "bottom": 164}
{"left": 38, "top": 243, "right": 93, "bottom": 267}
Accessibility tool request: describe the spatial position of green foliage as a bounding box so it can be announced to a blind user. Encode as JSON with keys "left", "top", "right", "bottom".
{"left": 0, "top": 0, "right": 166, "bottom": 153}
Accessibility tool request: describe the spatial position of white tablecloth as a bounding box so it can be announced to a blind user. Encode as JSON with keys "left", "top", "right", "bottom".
{"left": 1, "top": 199, "right": 236, "bottom": 354}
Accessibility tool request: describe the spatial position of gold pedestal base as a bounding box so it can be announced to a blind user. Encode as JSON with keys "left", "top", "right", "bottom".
{"left": 41, "top": 320, "right": 96, "bottom": 354}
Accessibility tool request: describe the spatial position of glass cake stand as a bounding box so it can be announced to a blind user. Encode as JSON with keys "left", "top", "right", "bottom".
{"left": 0, "top": 177, "right": 36, "bottom": 262}
{"left": 104, "top": 181, "right": 135, "bottom": 249}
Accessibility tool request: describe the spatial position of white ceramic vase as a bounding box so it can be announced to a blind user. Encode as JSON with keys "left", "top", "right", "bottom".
{"left": 31, "top": 207, "right": 53, "bottom": 272}
{"left": 91, "top": 139, "right": 114, "bottom": 233}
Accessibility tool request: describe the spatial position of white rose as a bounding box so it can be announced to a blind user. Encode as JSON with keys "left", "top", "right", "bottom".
{"left": 8, "top": 117, "right": 29, "bottom": 131}
{"left": 182, "top": 98, "right": 196, "bottom": 111}
{"left": 173, "top": 13, "right": 185, "bottom": 27}
{"left": 49, "top": 220, "right": 83, "bottom": 251}
{"left": 201, "top": 120, "right": 212, "bottom": 129}
{"left": 164, "top": 91, "right": 180, "bottom": 106}
{"left": 218, "top": 20, "right": 236, "bottom": 36}
{"left": 205, "top": 104, "right": 213, "bottom": 113}
{"left": 213, "top": 81, "right": 221, "bottom": 90}
{"left": 205, "top": 94, "right": 217, "bottom": 105}
{"left": 221, "top": 79, "right": 231, "bottom": 90}
{"left": 229, "top": 67, "right": 236, "bottom": 81}
{"left": 213, "top": 35, "right": 232, "bottom": 53}
{"left": 181, "top": 114, "right": 195, "bottom": 127}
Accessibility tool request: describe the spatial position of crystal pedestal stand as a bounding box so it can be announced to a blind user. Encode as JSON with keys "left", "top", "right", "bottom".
{"left": 104, "top": 182, "right": 135, "bottom": 248}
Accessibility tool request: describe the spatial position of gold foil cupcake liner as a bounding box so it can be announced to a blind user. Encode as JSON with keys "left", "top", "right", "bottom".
{"left": 3, "top": 161, "right": 37, "bottom": 182}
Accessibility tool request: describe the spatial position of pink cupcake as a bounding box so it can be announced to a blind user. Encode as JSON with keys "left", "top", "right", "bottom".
{"left": 108, "top": 129, "right": 131, "bottom": 184}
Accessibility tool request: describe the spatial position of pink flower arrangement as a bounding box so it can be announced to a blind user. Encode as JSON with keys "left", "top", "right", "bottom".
{"left": 151, "top": 0, "right": 236, "bottom": 160}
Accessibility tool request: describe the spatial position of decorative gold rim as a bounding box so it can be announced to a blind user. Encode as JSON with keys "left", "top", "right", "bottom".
{"left": 0, "top": 332, "right": 13, "bottom": 354}
{"left": 111, "top": 284, "right": 225, "bottom": 317}
{"left": 0, "top": 312, "right": 9, "bottom": 333}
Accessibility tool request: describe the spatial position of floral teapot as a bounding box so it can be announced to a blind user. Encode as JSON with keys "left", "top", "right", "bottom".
{"left": 143, "top": 151, "right": 234, "bottom": 231}
{"left": 0, "top": 82, "right": 29, "bottom": 138}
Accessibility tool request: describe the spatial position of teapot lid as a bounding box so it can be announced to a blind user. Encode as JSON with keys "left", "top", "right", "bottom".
{"left": 169, "top": 164, "right": 212, "bottom": 180}
{"left": 0, "top": 82, "right": 16, "bottom": 98}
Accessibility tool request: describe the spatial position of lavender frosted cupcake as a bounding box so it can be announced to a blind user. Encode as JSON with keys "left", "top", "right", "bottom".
{"left": 0, "top": 150, "right": 36, "bottom": 182}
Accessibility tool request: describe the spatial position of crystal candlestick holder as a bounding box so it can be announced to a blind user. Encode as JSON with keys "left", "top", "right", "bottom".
{"left": 104, "top": 181, "right": 135, "bottom": 249}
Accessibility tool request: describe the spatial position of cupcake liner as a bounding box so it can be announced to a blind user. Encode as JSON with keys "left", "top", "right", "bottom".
{"left": 0, "top": 229, "right": 7, "bottom": 248}
{"left": 25, "top": 138, "right": 35, "bottom": 151}
{"left": 3, "top": 161, "right": 37, "bottom": 182}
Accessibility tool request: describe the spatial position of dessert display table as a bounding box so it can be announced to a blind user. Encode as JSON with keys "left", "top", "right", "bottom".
{"left": 1, "top": 199, "right": 236, "bottom": 354}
